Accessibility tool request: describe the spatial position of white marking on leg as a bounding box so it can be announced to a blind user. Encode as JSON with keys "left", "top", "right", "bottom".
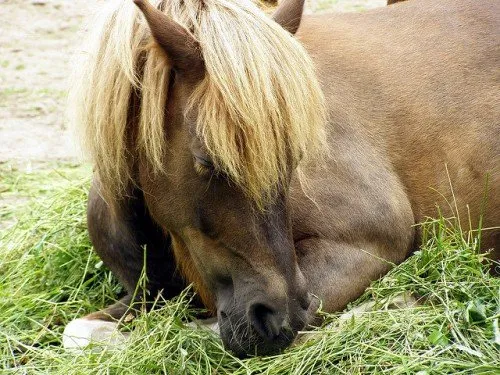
{"left": 187, "top": 317, "right": 220, "bottom": 335}
{"left": 62, "top": 318, "right": 130, "bottom": 351}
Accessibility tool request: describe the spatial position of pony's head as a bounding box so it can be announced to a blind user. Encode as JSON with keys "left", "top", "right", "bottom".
{"left": 71, "top": 0, "right": 325, "bottom": 356}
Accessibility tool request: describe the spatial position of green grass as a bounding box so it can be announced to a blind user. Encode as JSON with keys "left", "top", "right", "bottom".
{"left": 0, "top": 165, "right": 498, "bottom": 374}
{"left": 0, "top": 162, "right": 91, "bottom": 227}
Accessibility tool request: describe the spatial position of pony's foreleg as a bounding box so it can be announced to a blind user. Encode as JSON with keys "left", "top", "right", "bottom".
{"left": 86, "top": 179, "right": 187, "bottom": 316}
{"left": 297, "top": 237, "right": 412, "bottom": 315}
{"left": 63, "top": 178, "right": 185, "bottom": 350}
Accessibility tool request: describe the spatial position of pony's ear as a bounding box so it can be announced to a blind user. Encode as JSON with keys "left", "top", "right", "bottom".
{"left": 133, "top": 0, "right": 204, "bottom": 73}
{"left": 272, "top": 0, "right": 305, "bottom": 35}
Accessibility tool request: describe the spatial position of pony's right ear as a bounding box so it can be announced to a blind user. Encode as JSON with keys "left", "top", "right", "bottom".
{"left": 272, "top": 0, "right": 305, "bottom": 35}
{"left": 133, "top": 0, "right": 204, "bottom": 73}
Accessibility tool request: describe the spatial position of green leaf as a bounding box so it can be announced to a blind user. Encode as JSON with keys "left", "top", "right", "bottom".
{"left": 465, "top": 300, "right": 487, "bottom": 325}
{"left": 428, "top": 329, "right": 449, "bottom": 346}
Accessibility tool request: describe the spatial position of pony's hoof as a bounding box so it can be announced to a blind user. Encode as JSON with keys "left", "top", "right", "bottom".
{"left": 62, "top": 318, "right": 130, "bottom": 351}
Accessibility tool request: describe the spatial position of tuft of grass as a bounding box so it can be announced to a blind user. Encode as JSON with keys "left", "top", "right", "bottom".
{"left": 0, "top": 165, "right": 498, "bottom": 374}
{"left": 0, "top": 162, "right": 90, "bottom": 228}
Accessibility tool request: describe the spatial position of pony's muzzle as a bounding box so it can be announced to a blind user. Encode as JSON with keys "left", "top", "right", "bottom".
{"left": 217, "top": 292, "right": 311, "bottom": 357}
{"left": 247, "top": 301, "right": 286, "bottom": 341}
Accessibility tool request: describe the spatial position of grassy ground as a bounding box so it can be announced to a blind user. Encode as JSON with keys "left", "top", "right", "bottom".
{"left": 0, "top": 165, "right": 498, "bottom": 374}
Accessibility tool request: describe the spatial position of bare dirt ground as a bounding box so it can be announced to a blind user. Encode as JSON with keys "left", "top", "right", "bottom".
{"left": 0, "top": 0, "right": 100, "bottom": 164}
{"left": 0, "top": 0, "right": 384, "bottom": 166}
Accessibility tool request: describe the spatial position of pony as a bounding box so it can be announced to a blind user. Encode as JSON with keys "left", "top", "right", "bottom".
{"left": 64, "top": 0, "right": 499, "bottom": 357}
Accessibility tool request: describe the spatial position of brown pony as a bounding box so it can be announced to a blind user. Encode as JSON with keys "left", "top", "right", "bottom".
{"left": 64, "top": 0, "right": 499, "bottom": 357}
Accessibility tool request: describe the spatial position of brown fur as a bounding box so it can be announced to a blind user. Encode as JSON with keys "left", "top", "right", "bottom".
{"left": 289, "top": 0, "right": 500, "bottom": 310}
{"left": 77, "top": 0, "right": 499, "bottom": 357}
{"left": 169, "top": 231, "right": 216, "bottom": 311}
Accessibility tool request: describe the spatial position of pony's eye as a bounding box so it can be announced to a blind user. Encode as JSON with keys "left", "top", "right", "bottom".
{"left": 194, "top": 155, "right": 214, "bottom": 172}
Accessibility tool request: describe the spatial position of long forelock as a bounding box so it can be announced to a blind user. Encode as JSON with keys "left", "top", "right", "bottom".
{"left": 69, "top": 0, "right": 326, "bottom": 206}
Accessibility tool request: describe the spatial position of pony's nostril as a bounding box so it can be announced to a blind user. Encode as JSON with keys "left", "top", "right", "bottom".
{"left": 248, "top": 303, "right": 283, "bottom": 341}
{"left": 299, "top": 294, "right": 312, "bottom": 310}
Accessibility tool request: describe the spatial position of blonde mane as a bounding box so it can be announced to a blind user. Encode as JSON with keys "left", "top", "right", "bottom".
{"left": 69, "top": 0, "right": 326, "bottom": 206}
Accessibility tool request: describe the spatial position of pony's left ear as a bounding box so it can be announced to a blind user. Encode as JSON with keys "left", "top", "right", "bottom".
{"left": 272, "top": 0, "right": 305, "bottom": 35}
{"left": 133, "top": 0, "right": 204, "bottom": 74}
